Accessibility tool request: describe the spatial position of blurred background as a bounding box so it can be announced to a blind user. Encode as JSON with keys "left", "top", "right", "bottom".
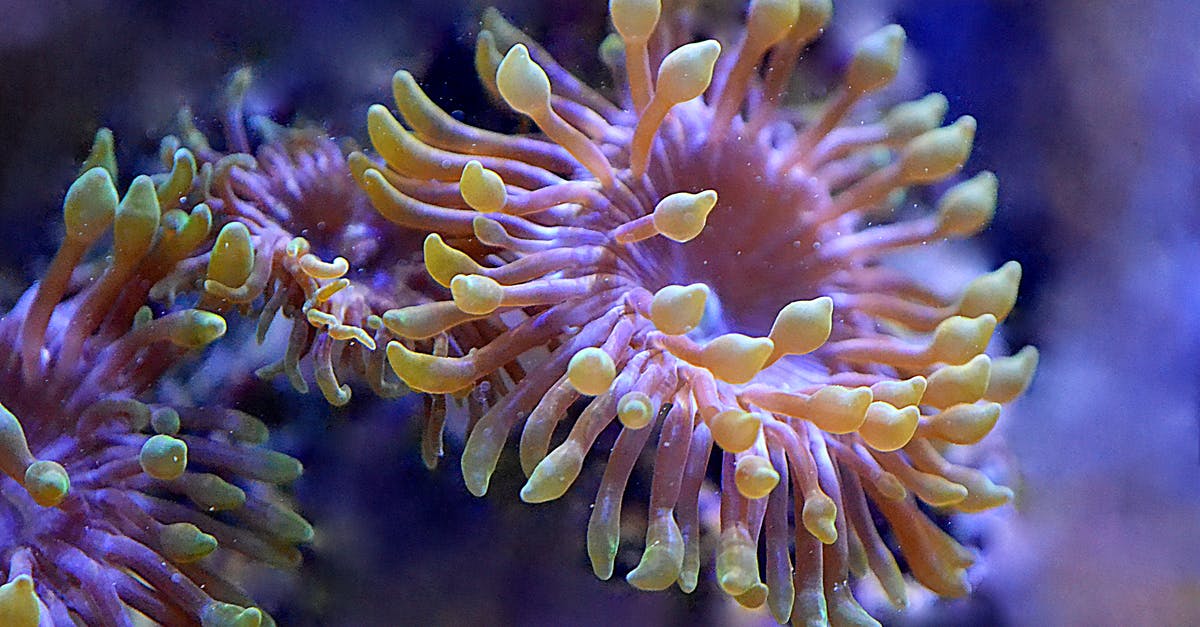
{"left": 1, "top": 0, "right": 1197, "bottom": 624}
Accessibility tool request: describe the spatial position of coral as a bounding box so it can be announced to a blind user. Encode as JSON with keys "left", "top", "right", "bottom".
{"left": 0, "top": 134, "right": 310, "bottom": 625}
{"left": 359, "top": 0, "right": 1038, "bottom": 624}
{"left": 0, "top": 0, "right": 1045, "bottom": 623}
{"left": 155, "top": 70, "right": 427, "bottom": 408}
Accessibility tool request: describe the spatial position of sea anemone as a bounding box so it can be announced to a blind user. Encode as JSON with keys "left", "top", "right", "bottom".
{"left": 359, "top": 0, "right": 1038, "bottom": 623}
{"left": 0, "top": 135, "right": 310, "bottom": 625}
{"left": 154, "top": 69, "right": 428, "bottom": 408}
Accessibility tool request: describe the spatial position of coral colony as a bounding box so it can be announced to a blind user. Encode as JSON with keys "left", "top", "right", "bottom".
{"left": 0, "top": 0, "right": 1038, "bottom": 624}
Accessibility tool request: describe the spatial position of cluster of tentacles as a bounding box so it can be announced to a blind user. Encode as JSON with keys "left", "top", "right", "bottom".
{"left": 0, "top": 0, "right": 1041, "bottom": 624}
{"left": 0, "top": 131, "right": 312, "bottom": 625}
{"left": 356, "top": 1, "right": 1038, "bottom": 624}
{"left": 157, "top": 71, "right": 427, "bottom": 407}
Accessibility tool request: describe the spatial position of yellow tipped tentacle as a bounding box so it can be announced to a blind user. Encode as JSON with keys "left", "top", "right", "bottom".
{"left": 609, "top": 0, "right": 662, "bottom": 110}
{"left": 0, "top": 575, "right": 40, "bottom": 627}
{"left": 699, "top": 333, "right": 775, "bottom": 385}
{"left": 460, "top": 160, "right": 508, "bottom": 212}
{"left": 205, "top": 222, "right": 255, "bottom": 294}
{"left": 386, "top": 341, "right": 476, "bottom": 393}
{"left": 984, "top": 345, "right": 1039, "bottom": 402}
{"left": 734, "top": 454, "right": 781, "bottom": 499}
{"left": 899, "top": 116, "right": 977, "bottom": 185}
{"left": 139, "top": 434, "right": 189, "bottom": 481}
{"left": 612, "top": 190, "right": 718, "bottom": 244}
{"left": 567, "top": 347, "right": 617, "bottom": 396}
{"left": 630, "top": 40, "right": 721, "bottom": 176}
{"left": 649, "top": 284, "right": 708, "bottom": 335}
{"left": 766, "top": 296, "right": 833, "bottom": 364}
{"left": 958, "top": 261, "right": 1021, "bottom": 320}
{"left": 496, "top": 44, "right": 616, "bottom": 187}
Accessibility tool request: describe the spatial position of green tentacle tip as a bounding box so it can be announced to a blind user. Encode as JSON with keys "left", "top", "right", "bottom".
{"left": 261, "top": 450, "right": 304, "bottom": 484}
{"left": 160, "top": 522, "right": 218, "bottom": 563}
{"left": 183, "top": 473, "right": 247, "bottom": 512}
{"left": 132, "top": 306, "right": 154, "bottom": 330}
{"left": 151, "top": 407, "right": 181, "bottom": 435}
{"left": 201, "top": 602, "right": 263, "bottom": 627}
{"left": 140, "top": 434, "right": 188, "bottom": 480}
{"left": 276, "top": 510, "right": 315, "bottom": 544}
{"left": 24, "top": 460, "right": 69, "bottom": 507}
{"left": 228, "top": 411, "right": 270, "bottom": 445}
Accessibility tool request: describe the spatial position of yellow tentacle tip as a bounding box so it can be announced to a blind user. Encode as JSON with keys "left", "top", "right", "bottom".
{"left": 450, "top": 274, "right": 504, "bottom": 315}
{"left": 900, "top": 116, "right": 977, "bottom": 184}
{"left": 496, "top": 44, "right": 552, "bottom": 116}
{"left": 81, "top": 126, "right": 118, "bottom": 182}
{"left": 734, "top": 455, "right": 780, "bottom": 499}
{"left": 385, "top": 341, "right": 475, "bottom": 394}
{"left": 959, "top": 260, "right": 1021, "bottom": 320}
{"left": 520, "top": 440, "right": 585, "bottom": 503}
{"left": 328, "top": 324, "right": 377, "bottom": 351}
{"left": 885, "top": 93, "right": 949, "bottom": 140}
{"left": 460, "top": 160, "right": 508, "bottom": 212}
{"left": 610, "top": 0, "right": 662, "bottom": 42}
{"left": 700, "top": 333, "right": 774, "bottom": 384}
{"left": 0, "top": 575, "right": 40, "bottom": 627}
{"left": 858, "top": 402, "right": 919, "bottom": 452}
{"left": 567, "top": 347, "right": 616, "bottom": 396}
{"left": 710, "top": 409, "right": 762, "bottom": 453}
{"left": 984, "top": 345, "right": 1039, "bottom": 403}
{"left": 747, "top": 0, "right": 803, "bottom": 47}
{"left": 802, "top": 492, "right": 838, "bottom": 544}
{"left": 650, "top": 283, "right": 709, "bottom": 334}
{"left": 140, "top": 434, "right": 188, "bottom": 481}
{"left": 928, "top": 314, "right": 996, "bottom": 365}
{"left": 796, "top": 0, "right": 834, "bottom": 37}
{"left": 845, "top": 24, "right": 906, "bottom": 94}
{"left": 937, "top": 171, "right": 998, "bottom": 237}
{"left": 157, "top": 147, "right": 197, "bottom": 208}
{"left": 64, "top": 167, "right": 119, "bottom": 243}
{"left": 925, "top": 402, "right": 1002, "bottom": 445}
{"left": 716, "top": 528, "right": 760, "bottom": 596}
{"left": 207, "top": 221, "right": 255, "bottom": 290}
{"left": 805, "top": 385, "right": 873, "bottom": 434}
{"left": 617, "top": 391, "right": 655, "bottom": 429}
{"left": 656, "top": 40, "right": 722, "bottom": 103}
{"left": 869, "top": 376, "right": 927, "bottom": 408}
{"left": 735, "top": 583, "right": 770, "bottom": 610}
{"left": 924, "top": 354, "right": 992, "bottom": 409}
{"left": 472, "top": 215, "right": 510, "bottom": 247}
{"left": 626, "top": 513, "right": 684, "bottom": 591}
{"left": 299, "top": 254, "right": 349, "bottom": 280}
{"left": 652, "top": 190, "right": 717, "bottom": 242}
{"left": 113, "top": 175, "right": 162, "bottom": 263}
{"left": 24, "top": 460, "right": 69, "bottom": 507}
{"left": 424, "top": 233, "right": 483, "bottom": 287}
{"left": 768, "top": 296, "right": 833, "bottom": 360}
{"left": 169, "top": 311, "right": 228, "bottom": 349}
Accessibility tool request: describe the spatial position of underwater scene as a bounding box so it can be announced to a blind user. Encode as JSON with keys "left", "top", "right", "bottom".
{"left": 0, "top": 0, "right": 1196, "bottom": 625}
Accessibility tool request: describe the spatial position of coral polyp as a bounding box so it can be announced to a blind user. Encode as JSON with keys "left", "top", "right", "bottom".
{"left": 0, "top": 140, "right": 310, "bottom": 625}
{"left": 159, "top": 79, "right": 423, "bottom": 408}
{"left": 360, "top": 0, "right": 1038, "bottom": 623}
